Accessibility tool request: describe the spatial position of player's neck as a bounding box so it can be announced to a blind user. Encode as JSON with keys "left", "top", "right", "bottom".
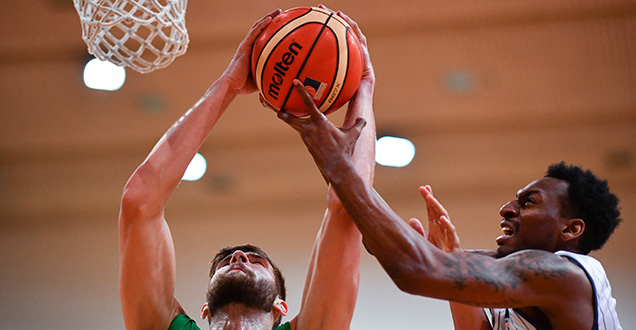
{"left": 209, "top": 304, "right": 274, "bottom": 330}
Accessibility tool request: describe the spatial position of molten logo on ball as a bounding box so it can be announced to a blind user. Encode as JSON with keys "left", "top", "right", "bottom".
{"left": 267, "top": 42, "right": 303, "bottom": 101}
{"left": 251, "top": 7, "right": 362, "bottom": 117}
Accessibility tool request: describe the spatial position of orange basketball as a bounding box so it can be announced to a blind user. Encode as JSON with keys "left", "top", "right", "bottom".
{"left": 251, "top": 7, "right": 363, "bottom": 117}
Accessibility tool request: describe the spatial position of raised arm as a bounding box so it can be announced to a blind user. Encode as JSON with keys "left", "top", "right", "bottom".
{"left": 117, "top": 10, "right": 280, "bottom": 330}
{"left": 299, "top": 138, "right": 592, "bottom": 308}
{"left": 277, "top": 55, "right": 593, "bottom": 323}
{"left": 287, "top": 8, "right": 376, "bottom": 330}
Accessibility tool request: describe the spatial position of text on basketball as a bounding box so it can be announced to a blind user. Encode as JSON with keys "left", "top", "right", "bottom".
{"left": 268, "top": 42, "right": 303, "bottom": 100}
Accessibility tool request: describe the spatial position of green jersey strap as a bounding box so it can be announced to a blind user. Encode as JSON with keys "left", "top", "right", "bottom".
{"left": 168, "top": 313, "right": 291, "bottom": 330}
{"left": 275, "top": 321, "right": 292, "bottom": 330}
{"left": 168, "top": 313, "right": 200, "bottom": 330}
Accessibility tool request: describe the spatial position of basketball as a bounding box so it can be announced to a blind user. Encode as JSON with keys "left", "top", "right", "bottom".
{"left": 251, "top": 7, "right": 363, "bottom": 117}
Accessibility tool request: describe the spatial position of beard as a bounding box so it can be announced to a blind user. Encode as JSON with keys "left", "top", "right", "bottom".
{"left": 205, "top": 269, "right": 278, "bottom": 317}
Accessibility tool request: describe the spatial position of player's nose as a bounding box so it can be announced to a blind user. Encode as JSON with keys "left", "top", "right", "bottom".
{"left": 499, "top": 201, "right": 518, "bottom": 219}
{"left": 229, "top": 250, "right": 249, "bottom": 264}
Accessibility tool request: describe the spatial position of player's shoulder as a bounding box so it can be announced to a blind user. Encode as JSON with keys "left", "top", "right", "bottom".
{"left": 500, "top": 249, "right": 593, "bottom": 295}
{"left": 498, "top": 249, "right": 589, "bottom": 279}
{"left": 499, "top": 249, "right": 593, "bottom": 306}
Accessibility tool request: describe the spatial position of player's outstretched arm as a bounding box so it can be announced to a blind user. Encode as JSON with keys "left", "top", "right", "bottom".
{"left": 278, "top": 49, "right": 593, "bottom": 326}
{"left": 287, "top": 7, "right": 376, "bottom": 330}
{"left": 117, "top": 10, "right": 280, "bottom": 330}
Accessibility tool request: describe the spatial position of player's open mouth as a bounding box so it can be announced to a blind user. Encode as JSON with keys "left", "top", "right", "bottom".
{"left": 496, "top": 222, "right": 515, "bottom": 244}
{"left": 501, "top": 225, "right": 514, "bottom": 236}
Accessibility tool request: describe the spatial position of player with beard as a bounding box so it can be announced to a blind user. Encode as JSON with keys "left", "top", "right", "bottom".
{"left": 199, "top": 244, "right": 288, "bottom": 328}
{"left": 205, "top": 245, "right": 284, "bottom": 319}
{"left": 278, "top": 80, "right": 623, "bottom": 328}
{"left": 118, "top": 6, "right": 376, "bottom": 330}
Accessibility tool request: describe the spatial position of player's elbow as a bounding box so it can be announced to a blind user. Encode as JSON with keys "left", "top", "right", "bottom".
{"left": 120, "top": 188, "right": 145, "bottom": 228}
{"left": 119, "top": 174, "right": 159, "bottom": 224}
{"left": 120, "top": 184, "right": 142, "bottom": 217}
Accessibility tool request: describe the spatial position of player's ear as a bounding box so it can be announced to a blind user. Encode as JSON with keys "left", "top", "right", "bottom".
{"left": 273, "top": 297, "right": 288, "bottom": 317}
{"left": 201, "top": 303, "right": 211, "bottom": 321}
{"left": 561, "top": 218, "right": 585, "bottom": 241}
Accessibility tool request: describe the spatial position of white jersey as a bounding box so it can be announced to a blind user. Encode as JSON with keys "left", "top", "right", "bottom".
{"left": 486, "top": 251, "right": 622, "bottom": 330}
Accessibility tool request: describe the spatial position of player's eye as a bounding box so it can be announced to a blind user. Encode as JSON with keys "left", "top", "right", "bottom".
{"left": 217, "top": 257, "right": 231, "bottom": 269}
{"left": 248, "top": 254, "right": 267, "bottom": 266}
{"left": 521, "top": 197, "right": 535, "bottom": 206}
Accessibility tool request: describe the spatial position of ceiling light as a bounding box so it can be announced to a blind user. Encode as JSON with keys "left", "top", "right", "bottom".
{"left": 376, "top": 136, "right": 415, "bottom": 167}
{"left": 182, "top": 153, "right": 207, "bottom": 181}
{"left": 83, "top": 58, "right": 126, "bottom": 91}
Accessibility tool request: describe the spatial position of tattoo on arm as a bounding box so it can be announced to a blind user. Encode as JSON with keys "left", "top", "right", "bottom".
{"left": 442, "top": 251, "right": 568, "bottom": 306}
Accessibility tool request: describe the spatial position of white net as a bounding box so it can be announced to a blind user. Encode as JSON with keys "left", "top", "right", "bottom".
{"left": 74, "top": 0, "right": 189, "bottom": 74}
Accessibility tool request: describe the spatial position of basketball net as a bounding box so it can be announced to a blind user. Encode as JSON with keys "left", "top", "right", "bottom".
{"left": 74, "top": 0, "right": 189, "bottom": 73}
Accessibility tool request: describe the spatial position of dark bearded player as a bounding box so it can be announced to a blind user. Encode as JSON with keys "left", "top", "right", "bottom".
{"left": 279, "top": 77, "right": 623, "bottom": 329}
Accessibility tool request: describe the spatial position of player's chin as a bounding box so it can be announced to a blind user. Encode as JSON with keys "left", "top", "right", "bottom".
{"left": 495, "top": 245, "right": 513, "bottom": 258}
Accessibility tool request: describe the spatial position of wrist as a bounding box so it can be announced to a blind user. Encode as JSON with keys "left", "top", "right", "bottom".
{"left": 216, "top": 75, "right": 242, "bottom": 97}
{"left": 328, "top": 156, "right": 359, "bottom": 188}
{"left": 360, "top": 69, "right": 376, "bottom": 85}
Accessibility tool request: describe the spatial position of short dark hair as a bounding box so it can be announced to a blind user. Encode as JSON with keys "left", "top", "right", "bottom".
{"left": 209, "top": 244, "right": 286, "bottom": 327}
{"left": 545, "top": 162, "right": 622, "bottom": 254}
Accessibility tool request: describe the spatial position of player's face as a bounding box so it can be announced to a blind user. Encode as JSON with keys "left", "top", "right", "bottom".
{"left": 496, "top": 177, "right": 571, "bottom": 257}
{"left": 213, "top": 249, "right": 276, "bottom": 282}
{"left": 205, "top": 249, "right": 279, "bottom": 315}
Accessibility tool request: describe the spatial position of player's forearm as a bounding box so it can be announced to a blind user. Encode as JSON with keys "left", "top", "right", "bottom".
{"left": 309, "top": 76, "right": 376, "bottom": 286}
{"left": 297, "top": 199, "right": 361, "bottom": 327}
{"left": 297, "top": 79, "right": 376, "bottom": 327}
{"left": 326, "top": 161, "right": 445, "bottom": 290}
{"left": 348, "top": 77, "right": 376, "bottom": 184}
{"left": 146, "top": 77, "right": 237, "bottom": 185}
{"left": 121, "top": 77, "right": 238, "bottom": 216}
